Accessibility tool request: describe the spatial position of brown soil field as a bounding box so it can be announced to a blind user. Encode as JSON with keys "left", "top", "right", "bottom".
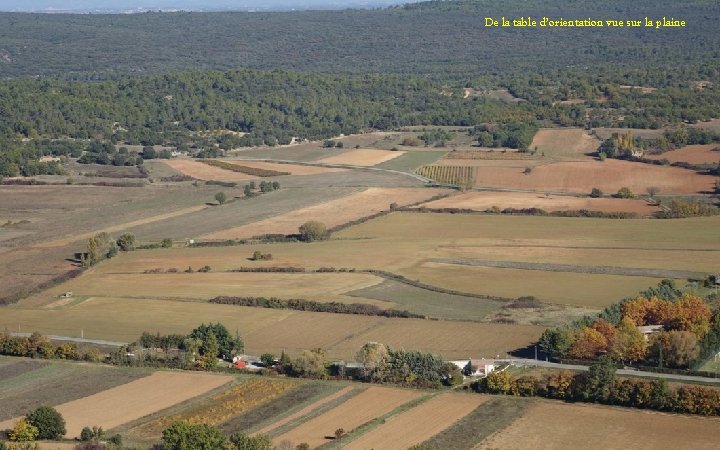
{"left": 202, "top": 187, "right": 449, "bottom": 240}
{"left": 38, "top": 443, "right": 78, "bottom": 450}
{"left": 34, "top": 272, "right": 387, "bottom": 305}
{"left": 272, "top": 387, "right": 421, "bottom": 448}
{"left": 316, "top": 149, "right": 406, "bottom": 166}
{"left": 473, "top": 159, "right": 713, "bottom": 194}
{"left": 344, "top": 394, "right": 485, "bottom": 450}
{"left": 56, "top": 371, "right": 231, "bottom": 438}
{"left": 162, "top": 159, "right": 257, "bottom": 181}
{"left": 253, "top": 386, "right": 355, "bottom": 436}
{"left": 646, "top": 144, "right": 720, "bottom": 164}
{"left": 225, "top": 160, "right": 346, "bottom": 176}
{"left": 439, "top": 159, "right": 543, "bottom": 168}
{"left": 478, "top": 400, "right": 720, "bottom": 450}
{"left": 529, "top": 128, "right": 600, "bottom": 159}
{"left": 0, "top": 297, "right": 544, "bottom": 360}
{"left": 419, "top": 191, "right": 660, "bottom": 215}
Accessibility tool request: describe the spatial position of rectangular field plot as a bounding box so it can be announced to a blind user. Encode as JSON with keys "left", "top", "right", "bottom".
{"left": 272, "top": 387, "right": 421, "bottom": 449}
{"left": 478, "top": 400, "right": 720, "bottom": 450}
{"left": 344, "top": 394, "right": 485, "bottom": 450}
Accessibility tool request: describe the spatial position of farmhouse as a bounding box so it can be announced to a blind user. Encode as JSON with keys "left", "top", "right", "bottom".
{"left": 450, "top": 359, "right": 496, "bottom": 377}
{"left": 637, "top": 325, "right": 664, "bottom": 341}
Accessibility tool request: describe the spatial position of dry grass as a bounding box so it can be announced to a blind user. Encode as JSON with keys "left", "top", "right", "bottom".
{"left": 272, "top": 387, "right": 421, "bottom": 449}
{"left": 478, "top": 400, "right": 720, "bottom": 450}
{"left": 419, "top": 191, "right": 660, "bottom": 215}
{"left": 646, "top": 144, "right": 720, "bottom": 165}
{"left": 344, "top": 394, "right": 485, "bottom": 450}
{"left": 162, "top": 159, "right": 257, "bottom": 181}
{"left": 529, "top": 128, "right": 600, "bottom": 159}
{"left": 201, "top": 187, "right": 449, "bottom": 240}
{"left": 316, "top": 149, "right": 406, "bottom": 166}
{"left": 33, "top": 272, "right": 387, "bottom": 305}
{"left": 226, "top": 160, "right": 346, "bottom": 176}
{"left": 473, "top": 159, "right": 714, "bottom": 194}
{"left": 0, "top": 371, "right": 232, "bottom": 438}
{"left": 0, "top": 297, "right": 544, "bottom": 360}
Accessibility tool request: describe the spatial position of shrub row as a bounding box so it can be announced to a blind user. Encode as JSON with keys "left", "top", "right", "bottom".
{"left": 209, "top": 296, "right": 424, "bottom": 318}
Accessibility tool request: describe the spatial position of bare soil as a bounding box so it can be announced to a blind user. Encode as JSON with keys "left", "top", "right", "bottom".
{"left": 317, "top": 149, "right": 406, "bottom": 166}
{"left": 420, "top": 191, "right": 660, "bottom": 215}
{"left": 646, "top": 144, "right": 720, "bottom": 164}
{"left": 162, "top": 159, "right": 257, "bottom": 181}
{"left": 344, "top": 394, "right": 485, "bottom": 450}
{"left": 473, "top": 159, "right": 714, "bottom": 194}
{"left": 478, "top": 400, "right": 720, "bottom": 450}
{"left": 272, "top": 387, "right": 420, "bottom": 449}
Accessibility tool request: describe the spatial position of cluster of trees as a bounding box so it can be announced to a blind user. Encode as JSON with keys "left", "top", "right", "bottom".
{"left": 474, "top": 356, "right": 720, "bottom": 416}
{"left": 540, "top": 286, "right": 719, "bottom": 370}
{"left": 0, "top": 332, "right": 102, "bottom": 362}
{"left": 5, "top": 406, "right": 65, "bottom": 443}
{"left": 127, "top": 323, "right": 243, "bottom": 370}
{"left": 657, "top": 199, "right": 720, "bottom": 219}
{"left": 162, "top": 421, "right": 275, "bottom": 450}
{"left": 418, "top": 129, "right": 452, "bottom": 146}
{"left": 81, "top": 232, "right": 135, "bottom": 267}
{"left": 472, "top": 122, "right": 538, "bottom": 151}
{"left": 599, "top": 128, "right": 720, "bottom": 159}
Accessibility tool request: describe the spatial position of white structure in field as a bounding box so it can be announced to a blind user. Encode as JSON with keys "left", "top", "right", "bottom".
{"left": 449, "top": 358, "right": 496, "bottom": 377}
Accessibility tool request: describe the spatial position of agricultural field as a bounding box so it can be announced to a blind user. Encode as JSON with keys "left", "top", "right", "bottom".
{"left": 202, "top": 187, "right": 449, "bottom": 240}
{"left": 418, "top": 191, "right": 660, "bottom": 215}
{"left": 416, "top": 165, "right": 476, "bottom": 185}
{"left": 162, "top": 159, "right": 257, "bottom": 181}
{"left": 224, "top": 160, "right": 346, "bottom": 176}
{"left": 528, "top": 128, "right": 600, "bottom": 160}
{"left": 316, "top": 148, "right": 406, "bottom": 166}
{"left": 344, "top": 394, "right": 485, "bottom": 450}
{"left": 271, "top": 386, "right": 421, "bottom": 448}
{"left": 0, "top": 357, "right": 151, "bottom": 422}
{"left": 0, "top": 297, "right": 545, "bottom": 360}
{"left": 645, "top": 144, "right": 720, "bottom": 164}
{"left": 478, "top": 400, "right": 720, "bottom": 450}
{"left": 0, "top": 370, "right": 232, "bottom": 438}
{"left": 473, "top": 159, "right": 714, "bottom": 194}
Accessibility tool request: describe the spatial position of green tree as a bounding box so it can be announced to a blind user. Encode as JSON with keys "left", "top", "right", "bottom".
{"left": 243, "top": 184, "right": 253, "bottom": 197}
{"left": 229, "top": 432, "right": 273, "bottom": 450}
{"left": 355, "top": 341, "right": 389, "bottom": 380}
{"left": 189, "top": 323, "right": 243, "bottom": 358}
{"left": 440, "top": 362, "right": 464, "bottom": 386}
{"left": 589, "top": 187, "right": 603, "bottom": 198}
{"left": 116, "top": 232, "right": 135, "bottom": 251}
{"left": 215, "top": 191, "right": 228, "bottom": 205}
{"left": 615, "top": 187, "right": 634, "bottom": 199}
{"left": 610, "top": 318, "right": 647, "bottom": 364}
{"left": 162, "top": 421, "right": 229, "bottom": 450}
{"left": 260, "top": 353, "right": 275, "bottom": 368}
{"left": 161, "top": 238, "right": 173, "bottom": 248}
{"left": 298, "top": 221, "right": 327, "bottom": 242}
{"left": 26, "top": 406, "right": 66, "bottom": 440}
{"left": 484, "top": 370, "right": 511, "bottom": 394}
{"left": 584, "top": 355, "right": 616, "bottom": 402}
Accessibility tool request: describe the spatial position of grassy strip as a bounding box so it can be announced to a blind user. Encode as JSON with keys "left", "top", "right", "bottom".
{"left": 429, "top": 257, "right": 702, "bottom": 279}
{"left": 266, "top": 387, "right": 366, "bottom": 438}
{"left": 0, "top": 360, "right": 47, "bottom": 381}
{"left": 420, "top": 396, "right": 530, "bottom": 450}
{"left": 199, "top": 159, "right": 290, "bottom": 177}
{"left": 316, "top": 394, "right": 434, "bottom": 450}
{"left": 220, "top": 381, "right": 340, "bottom": 434}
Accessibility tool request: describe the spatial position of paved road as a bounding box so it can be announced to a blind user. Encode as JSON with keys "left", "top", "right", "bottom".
{"left": 501, "top": 358, "right": 720, "bottom": 384}
{"left": 10, "top": 332, "right": 128, "bottom": 347}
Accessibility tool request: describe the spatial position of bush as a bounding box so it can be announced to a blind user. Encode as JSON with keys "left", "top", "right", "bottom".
{"left": 116, "top": 232, "right": 135, "bottom": 251}
{"left": 589, "top": 187, "right": 603, "bottom": 198}
{"left": 215, "top": 191, "right": 227, "bottom": 204}
{"left": 615, "top": 187, "right": 634, "bottom": 198}
{"left": 10, "top": 418, "right": 39, "bottom": 442}
{"left": 161, "top": 238, "right": 173, "bottom": 248}
{"left": 26, "top": 406, "right": 65, "bottom": 440}
{"left": 162, "top": 421, "right": 228, "bottom": 450}
{"left": 298, "top": 221, "right": 327, "bottom": 242}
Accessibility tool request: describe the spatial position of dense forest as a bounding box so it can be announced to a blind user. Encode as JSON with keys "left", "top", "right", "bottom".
{"left": 0, "top": 0, "right": 718, "bottom": 79}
